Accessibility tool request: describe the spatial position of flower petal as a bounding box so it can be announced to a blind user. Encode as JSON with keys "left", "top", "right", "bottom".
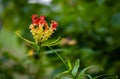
{"left": 51, "top": 20, "right": 58, "bottom": 29}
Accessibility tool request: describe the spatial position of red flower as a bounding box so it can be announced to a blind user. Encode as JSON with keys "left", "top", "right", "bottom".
{"left": 32, "top": 14, "right": 46, "bottom": 25}
{"left": 51, "top": 20, "right": 58, "bottom": 29}
{"left": 30, "top": 14, "right": 58, "bottom": 43}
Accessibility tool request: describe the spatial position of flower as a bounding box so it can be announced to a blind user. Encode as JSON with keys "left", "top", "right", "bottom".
{"left": 32, "top": 14, "right": 47, "bottom": 26}
{"left": 30, "top": 14, "right": 58, "bottom": 44}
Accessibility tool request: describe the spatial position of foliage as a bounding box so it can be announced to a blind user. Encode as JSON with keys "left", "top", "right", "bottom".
{"left": 0, "top": 0, "right": 120, "bottom": 79}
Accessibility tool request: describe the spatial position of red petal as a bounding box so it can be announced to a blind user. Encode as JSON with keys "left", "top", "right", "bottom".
{"left": 32, "top": 14, "right": 37, "bottom": 20}
{"left": 32, "top": 14, "right": 38, "bottom": 24}
{"left": 40, "top": 16, "right": 45, "bottom": 20}
{"left": 31, "top": 14, "right": 47, "bottom": 25}
{"left": 51, "top": 21, "right": 58, "bottom": 29}
{"left": 39, "top": 15, "right": 46, "bottom": 25}
{"left": 35, "top": 18, "right": 40, "bottom": 24}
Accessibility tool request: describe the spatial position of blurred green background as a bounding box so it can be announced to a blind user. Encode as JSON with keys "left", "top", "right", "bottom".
{"left": 0, "top": 0, "right": 120, "bottom": 79}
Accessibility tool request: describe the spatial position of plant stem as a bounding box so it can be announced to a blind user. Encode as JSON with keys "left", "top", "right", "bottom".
{"left": 48, "top": 46, "right": 76, "bottom": 79}
{"left": 35, "top": 59, "right": 42, "bottom": 79}
{"left": 48, "top": 46, "right": 67, "bottom": 67}
{"left": 35, "top": 45, "right": 41, "bottom": 79}
{"left": 37, "top": 44, "right": 40, "bottom": 52}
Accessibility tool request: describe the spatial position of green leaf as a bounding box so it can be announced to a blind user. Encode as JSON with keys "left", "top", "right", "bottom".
{"left": 78, "top": 74, "right": 93, "bottom": 79}
{"left": 66, "top": 58, "right": 72, "bottom": 71}
{"left": 93, "top": 73, "right": 117, "bottom": 79}
{"left": 46, "top": 37, "right": 61, "bottom": 45}
{"left": 80, "top": 65, "right": 103, "bottom": 74}
{"left": 54, "top": 71, "right": 70, "bottom": 79}
{"left": 41, "top": 37, "right": 61, "bottom": 46}
{"left": 43, "top": 41, "right": 60, "bottom": 46}
{"left": 16, "top": 31, "right": 36, "bottom": 45}
{"left": 71, "top": 59, "right": 80, "bottom": 77}
{"left": 78, "top": 65, "right": 103, "bottom": 79}
{"left": 45, "top": 49, "right": 66, "bottom": 54}
{"left": 61, "top": 77, "right": 72, "bottom": 79}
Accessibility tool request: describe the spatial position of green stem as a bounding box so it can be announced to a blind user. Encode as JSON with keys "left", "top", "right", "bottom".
{"left": 37, "top": 45, "right": 40, "bottom": 52}
{"left": 48, "top": 46, "right": 67, "bottom": 67}
{"left": 35, "top": 45, "right": 41, "bottom": 79}
{"left": 35, "top": 59, "right": 42, "bottom": 79}
{"left": 48, "top": 46, "right": 75, "bottom": 79}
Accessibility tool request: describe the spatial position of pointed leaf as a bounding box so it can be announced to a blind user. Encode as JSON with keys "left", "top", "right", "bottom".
{"left": 78, "top": 65, "right": 102, "bottom": 79}
{"left": 41, "top": 37, "right": 61, "bottom": 46}
{"left": 78, "top": 74, "right": 93, "bottom": 79}
{"left": 71, "top": 59, "right": 80, "bottom": 77}
{"left": 16, "top": 31, "right": 36, "bottom": 45}
{"left": 80, "top": 65, "right": 102, "bottom": 74}
{"left": 47, "top": 37, "right": 61, "bottom": 45}
{"left": 66, "top": 58, "right": 72, "bottom": 71}
{"left": 43, "top": 41, "right": 61, "bottom": 46}
{"left": 54, "top": 71, "right": 69, "bottom": 79}
{"left": 93, "top": 73, "right": 117, "bottom": 79}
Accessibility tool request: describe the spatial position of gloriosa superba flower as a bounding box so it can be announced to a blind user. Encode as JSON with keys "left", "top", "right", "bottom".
{"left": 29, "top": 14, "right": 58, "bottom": 44}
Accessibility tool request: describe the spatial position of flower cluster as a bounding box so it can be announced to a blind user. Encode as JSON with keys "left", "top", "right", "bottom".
{"left": 29, "top": 14, "right": 58, "bottom": 44}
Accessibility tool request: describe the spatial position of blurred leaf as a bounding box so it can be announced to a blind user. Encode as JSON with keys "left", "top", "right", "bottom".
{"left": 93, "top": 73, "right": 118, "bottom": 79}
{"left": 78, "top": 65, "right": 103, "bottom": 79}
{"left": 80, "top": 65, "right": 103, "bottom": 74}
{"left": 96, "top": 0, "right": 106, "bottom": 5}
{"left": 111, "top": 13, "right": 120, "bottom": 27}
{"left": 0, "top": 28, "right": 26, "bottom": 60}
{"left": 12, "top": 64, "right": 26, "bottom": 74}
{"left": 45, "top": 49, "right": 66, "bottom": 54}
